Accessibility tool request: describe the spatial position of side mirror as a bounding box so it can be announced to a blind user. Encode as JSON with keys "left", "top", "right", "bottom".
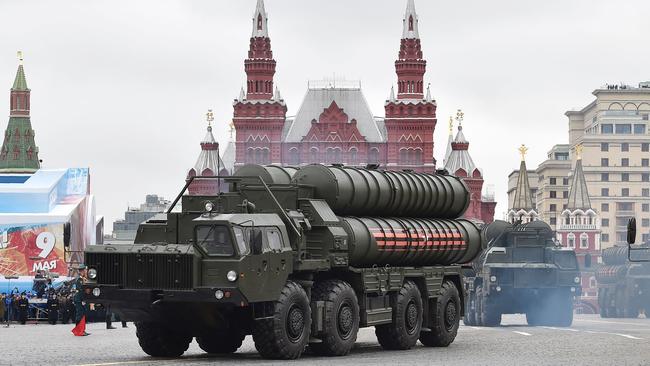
{"left": 251, "top": 229, "right": 263, "bottom": 255}
{"left": 627, "top": 218, "right": 637, "bottom": 245}
{"left": 63, "top": 223, "right": 71, "bottom": 248}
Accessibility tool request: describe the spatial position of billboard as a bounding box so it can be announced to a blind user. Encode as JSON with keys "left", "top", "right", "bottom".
{"left": 0, "top": 223, "right": 67, "bottom": 277}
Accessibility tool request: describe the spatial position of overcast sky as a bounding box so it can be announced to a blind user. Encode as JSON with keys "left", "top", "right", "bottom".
{"left": 1, "top": 0, "right": 649, "bottom": 230}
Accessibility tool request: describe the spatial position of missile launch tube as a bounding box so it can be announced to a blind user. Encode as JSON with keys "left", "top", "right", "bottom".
{"left": 235, "top": 165, "right": 298, "bottom": 184}
{"left": 341, "top": 217, "right": 483, "bottom": 266}
{"left": 293, "top": 164, "right": 470, "bottom": 218}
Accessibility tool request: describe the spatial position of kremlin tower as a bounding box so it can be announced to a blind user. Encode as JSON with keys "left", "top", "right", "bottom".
{"left": 507, "top": 145, "right": 539, "bottom": 224}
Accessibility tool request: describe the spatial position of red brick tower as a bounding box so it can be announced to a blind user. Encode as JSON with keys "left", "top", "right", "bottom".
{"left": 384, "top": 0, "right": 437, "bottom": 172}
{"left": 232, "top": 0, "right": 287, "bottom": 167}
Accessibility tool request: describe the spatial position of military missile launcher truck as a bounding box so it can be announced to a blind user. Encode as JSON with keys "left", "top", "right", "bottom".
{"left": 82, "top": 164, "right": 484, "bottom": 360}
{"left": 463, "top": 220, "right": 580, "bottom": 327}
{"left": 597, "top": 245, "right": 650, "bottom": 318}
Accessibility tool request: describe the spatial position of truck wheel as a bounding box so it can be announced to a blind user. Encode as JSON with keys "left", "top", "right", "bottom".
{"left": 376, "top": 281, "right": 423, "bottom": 350}
{"left": 420, "top": 280, "right": 460, "bottom": 347}
{"left": 309, "top": 280, "right": 360, "bottom": 356}
{"left": 616, "top": 288, "right": 638, "bottom": 318}
{"left": 480, "top": 291, "right": 501, "bottom": 327}
{"left": 135, "top": 321, "right": 192, "bottom": 358}
{"left": 196, "top": 330, "right": 245, "bottom": 354}
{"left": 598, "top": 289, "right": 609, "bottom": 318}
{"left": 253, "top": 281, "right": 311, "bottom": 359}
{"left": 549, "top": 289, "right": 573, "bottom": 327}
{"left": 525, "top": 304, "right": 542, "bottom": 326}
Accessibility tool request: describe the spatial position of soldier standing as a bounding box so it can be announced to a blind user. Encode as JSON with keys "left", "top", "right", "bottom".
{"left": 59, "top": 295, "right": 70, "bottom": 324}
{"left": 71, "top": 265, "right": 90, "bottom": 336}
{"left": 0, "top": 294, "right": 5, "bottom": 324}
{"left": 17, "top": 292, "right": 29, "bottom": 325}
{"left": 47, "top": 293, "right": 59, "bottom": 325}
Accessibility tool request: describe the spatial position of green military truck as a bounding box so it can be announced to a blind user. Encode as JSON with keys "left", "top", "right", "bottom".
{"left": 463, "top": 220, "right": 580, "bottom": 327}
{"left": 83, "top": 164, "right": 484, "bottom": 359}
{"left": 597, "top": 245, "right": 650, "bottom": 318}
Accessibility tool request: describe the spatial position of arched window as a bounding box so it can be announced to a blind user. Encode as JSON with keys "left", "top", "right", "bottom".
{"left": 261, "top": 148, "right": 269, "bottom": 164}
{"left": 255, "top": 149, "right": 262, "bottom": 164}
{"left": 567, "top": 233, "right": 575, "bottom": 249}
{"left": 334, "top": 148, "right": 341, "bottom": 163}
{"left": 369, "top": 147, "right": 379, "bottom": 164}
{"left": 349, "top": 148, "right": 358, "bottom": 165}
{"left": 289, "top": 147, "right": 300, "bottom": 166}
{"left": 580, "top": 233, "right": 589, "bottom": 249}
{"left": 408, "top": 15, "right": 414, "bottom": 31}
{"left": 399, "top": 149, "right": 408, "bottom": 164}
{"left": 414, "top": 149, "right": 422, "bottom": 165}
{"left": 310, "top": 147, "right": 319, "bottom": 164}
{"left": 257, "top": 14, "right": 263, "bottom": 30}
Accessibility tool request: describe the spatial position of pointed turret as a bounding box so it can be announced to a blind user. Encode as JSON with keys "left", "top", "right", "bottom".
{"left": 1, "top": 52, "right": 40, "bottom": 173}
{"left": 187, "top": 110, "right": 225, "bottom": 195}
{"left": 402, "top": 0, "right": 420, "bottom": 39}
{"left": 443, "top": 116, "right": 453, "bottom": 166}
{"left": 389, "top": 85, "right": 396, "bottom": 102}
{"left": 273, "top": 85, "right": 282, "bottom": 101}
{"left": 251, "top": 0, "right": 269, "bottom": 38}
{"left": 238, "top": 86, "right": 245, "bottom": 102}
{"left": 395, "top": 0, "right": 426, "bottom": 100}
{"left": 566, "top": 146, "right": 592, "bottom": 211}
{"left": 425, "top": 83, "right": 432, "bottom": 102}
{"left": 508, "top": 145, "right": 538, "bottom": 224}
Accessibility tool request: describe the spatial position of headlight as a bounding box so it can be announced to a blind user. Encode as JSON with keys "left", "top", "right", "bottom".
{"left": 574, "top": 277, "right": 580, "bottom": 284}
{"left": 88, "top": 268, "right": 97, "bottom": 279}
{"left": 490, "top": 275, "right": 497, "bottom": 282}
{"left": 92, "top": 288, "right": 101, "bottom": 297}
{"left": 205, "top": 202, "right": 214, "bottom": 212}
{"left": 496, "top": 286, "right": 501, "bottom": 292}
{"left": 227, "top": 270, "right": 238, "bottom": 282}
{"left": 215, "top": 290, "right": 224, "bottom": 300}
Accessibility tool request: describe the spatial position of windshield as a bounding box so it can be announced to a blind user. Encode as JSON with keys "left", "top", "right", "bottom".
{"left": 233, "top": 227, "right": 250, "bottom": 255}
{"left": 196, "top": 226, "right": 234, "bottom": 256}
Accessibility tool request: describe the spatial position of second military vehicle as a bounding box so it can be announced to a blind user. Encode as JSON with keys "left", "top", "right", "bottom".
{"left": 597, "top": 245, "right": 650, "bottom": 318}
{"left": 82, "top": 164, "right": 484, "bottom": 359}
{"left": 463, "top": 220, "right": 580, "bottom": 327}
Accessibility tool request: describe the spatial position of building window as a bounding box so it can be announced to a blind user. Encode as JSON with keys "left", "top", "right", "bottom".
{"left": 602, "top": 203, "right": 609, "bottom": 212}
{"left": 644, "top": 188, "right": 650, "bottom": 197}
{"left": 580, "top": 234, "right": 589, "bottom": 249}
{"left": 563, "top": 177, "right": 569, "bottom": 185}
{"left": 550, "top": 204, "right": 557, "bottom": 211}
{"left": 643, "top": 143, "right": 649, "bottom": 152}
{"left": 563, "top": 204, "right": 568, "bottom": 210}
{"left": 644, "top": 234, "right": 650, "bottom": 243}
{"left": 643, "top": 219, "right": 650, "bottom": 228}
{"left": 602, "top": 218, "right": 609, "bottom": 227}
{"left": 617, "top": 202, "right": 634, "bottom": 211}
{"left": 622, "top": 158, "right": 629, "bottom": 167}
{"left": 601, "top": 158, "right": 609, "bottom": 167}
{"left": 643, "top": 173, "right": 650, "bottom": 182}
{"left": 550, "top": 217, "right": 557, "bottom": 225}
{"left": 601, "top": 173, "right": 609, "bottom": 181}
{"left": 368, "top": 148, "right": 379, "bottom": 165}
{"left": 601, "top": 188, "right": 609, "bottom": 197}
{"left": 643, "top": 159, "right": 649, "bottom": 167}
{"left": 567, "top": 234, "right": 575, "bottom": 248}
{"left": 644, "top": 203, "right": 650, "bottom": 212}
{"left": 634, "top": 124, "right": 646, "bottom": 134}
{"left": 616, "top": 124, "right": 632, "bottom": 134}
{"left": 288, "top": 147, "right": 300, "bottom": 166}
{"left": 562, "top": 191, "right": 568, "bottom": 199}
{"left": 602, "top": 233, "right": 609, "bottom": 242}
{"left": 622, "top": 173, "right": 630, "bottom": 182}
{"left": 310, "top": 147, "right": 319, "bottom": 164}
{"left": 550, "top": 177, "right": 557, "bottom": 185}
{"left": 601, "top": 142, "right": 609, "bottom": 151}
{"left": 622, "top": 188, "right": 630, "bottom": 197}
{"left": 550, "top": 191, "right": 557, "bottom": 198}
{"left": 348, "top": 148, "right": 358, "bottom": 165}
{"left": 602, "top": 124, "right": 613, "bottom": 134}
{"left": 621, "top": 142, "right": 630, "bottom": 151}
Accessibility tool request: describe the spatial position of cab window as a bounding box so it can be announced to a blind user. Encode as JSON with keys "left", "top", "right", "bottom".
{"left": 233, "top": 227, "right": 250, "bottom": 255}
{"left": 196, "top": 226, "right": 234, "bottom": 256}
{"left": 267, "top": 229, "right": 283, "bottom": 251}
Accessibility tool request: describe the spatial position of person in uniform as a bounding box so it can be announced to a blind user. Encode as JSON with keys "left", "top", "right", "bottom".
{"left": 59, "top": 294, "right": 70, "bottom": 324}
{"left": 71, "top": 265, "right": 90, "bottom": 336}
{"left": 0, "top": 293, "right": 5, "bottom": 324}
{"left": 17, "top": 292, "right": 29, "bottom": 325}
{"left": 47, "top": 293, "right": 59, "bottom": 325}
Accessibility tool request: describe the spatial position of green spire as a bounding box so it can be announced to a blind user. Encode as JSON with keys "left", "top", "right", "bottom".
{"left": 12, "top": 65, "right": 28, "bottom": 91}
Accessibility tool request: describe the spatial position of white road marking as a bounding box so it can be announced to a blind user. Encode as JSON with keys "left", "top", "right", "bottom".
{"left": 512, "top": 331, "right": 532, "bottom": 336}
{"left": 72, "top": 362, "right": 155, "bottom": 366}
{"left": 584, "top": 330, "right": 644, "bottom": 340}
{"left": 541, "top": 326, "right": 580, "bottom": 332}
{"left": 575, "top": 318, "right": 650, "bottom": 327}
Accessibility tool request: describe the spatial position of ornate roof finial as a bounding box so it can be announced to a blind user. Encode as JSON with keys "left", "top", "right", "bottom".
{"left": 519, "top": 144, "right": 529, "bottom": 162}
{"left": 17, "top": 51, "right": 23, "bottom": 65}
{"left": 389, "top": 85, "right": 396, "bottom": 101}
{"left": 402, "top": 0, "right": 419, "bottom": 39}
{"left": 206, "top": 109, "right": 214, "bottom": 130}
{"left": 575, "top": 144, "right": 583, "bottom": 160}
{"left": 425, "top": 83, "right": 432, "bottom": 102}
{"left": 229, "top": 121, "right": 235, "bottom": 140}
{"left": 455, "top": 109, "right": 464, "bottom": 129}
{"left": 448, "top": 116, "right": 453, "bottom": 135}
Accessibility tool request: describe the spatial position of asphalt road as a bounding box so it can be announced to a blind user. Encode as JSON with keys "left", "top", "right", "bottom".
{"left": 2, "top": 314, "right": 649, "bottom": 366}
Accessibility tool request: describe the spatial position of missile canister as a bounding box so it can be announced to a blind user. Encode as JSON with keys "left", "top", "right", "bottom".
{"left": 292, "top": 164, "right": 470, "bottom": 218}
{"left": 595, "top": 265, "right": 629, "bottom": 284}
{"left": 341, "top": 217, "right": 482, "bottom": 266}
{"left": 601, "top": 246, "right": 631, "bottom": 265}
{"left": 235, "top": 165, "right": 298, "bottom": 184}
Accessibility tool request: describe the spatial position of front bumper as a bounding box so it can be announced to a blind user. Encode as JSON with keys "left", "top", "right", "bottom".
{"left": 83, "top": 284, "right": 249, "bottom": 308}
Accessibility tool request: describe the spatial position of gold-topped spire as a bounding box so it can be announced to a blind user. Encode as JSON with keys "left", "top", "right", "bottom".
{"left": 17, "top": 51, "right": 23, "bottom": 65}
{"left": 519, "top": 144, "right": 529, "bottom": 161}
{"left": 229, "top": 121, "right": 235, "bottom": 139}
{"left": 448, "top": 116, "right": 453, "bottom": 135}
{"left": 575, "top": 144, "right": 583, "bottom": 160}
{"left": 206, "top": 109, "right": 214, "bottom": 126}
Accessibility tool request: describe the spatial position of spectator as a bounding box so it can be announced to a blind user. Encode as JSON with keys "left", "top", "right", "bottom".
{"left": 47, "top": 293, "right": 59, "bottom": 325}
{"left": 60, "top": 295, "right": 70, "bottom": 324}
{"left": 0, "top": 293, "right": 5, "bottom": 324}
{"left": 18, "top": 292, "right": 29, "bottom": 325}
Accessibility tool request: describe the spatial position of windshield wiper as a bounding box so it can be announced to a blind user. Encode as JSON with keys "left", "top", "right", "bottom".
{"left": 198, "top": 226, "right": 217, "bottom": 248}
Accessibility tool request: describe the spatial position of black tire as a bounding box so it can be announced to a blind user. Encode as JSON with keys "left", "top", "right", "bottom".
{"left": 253, "top": 281, "right": 311, "bottom": 360}
{"left": 376, "top": 281, "right": 423, "bottom": 350}
{"left": 598, "top": 289, "right": 609, "bottom": 318}
{"left": 420, "top": 280, "right": 460, "bottom": 347}
{"left": 616, "top": 288, "right": 638, "bottom": 318}
{"left": 549, "top": 290, "right": 574, "bottom": 327}
{"left": 309, "top": 280, "right": 360, "bottom": 356}
{"left": 526, "top": 302, "right": 542, "bottom": 326}
{"left": 135, "top": 321, "right": 192, "bottom": 358}
{"left": 479, "top": 289, "right": 501, "bottom": 327}
{"left": 196, "top": 330, "right": 245, "bottom": 354}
